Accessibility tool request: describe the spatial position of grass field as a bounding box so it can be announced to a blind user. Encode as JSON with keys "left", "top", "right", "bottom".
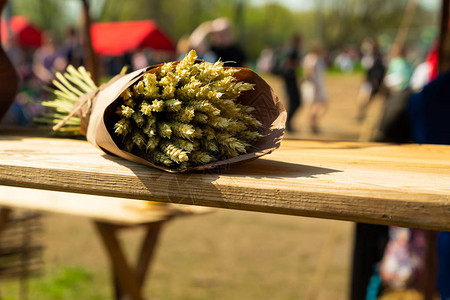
{"left": 1, "top": 73, "right": 390, "bottom": 300}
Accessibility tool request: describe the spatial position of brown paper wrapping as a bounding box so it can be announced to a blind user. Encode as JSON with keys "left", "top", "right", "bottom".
{"left": 74, "top": 64, "right": 286, "bottom": 173}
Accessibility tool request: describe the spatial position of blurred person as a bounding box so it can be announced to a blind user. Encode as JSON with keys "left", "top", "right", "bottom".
{"left": 409, "top": 43, "right": 438, "bottom": 93}
{"left": 410, "top": 61, "right": 432, "bottom": 92}
{"left": 374, "top": 42, "right": 413, "bottom": 143}
{"left": 1, "top": 13, "right": 46, "bottom": 125}
{"left": 209, "top": 17, "right": 247, "bottom": 67}
{"left": 256, "top": 47, "right": 276, "bottom": 74}
{"left": 132, "top": 49, "right": 149, "bottom": 71}
{"left": 179, "top": 18, "right": 246, "bottom": 66}
{"left": 183, "top": 22, "right": 217, "bottom": 63}
{"left": 32, "top": 32, "right": 67, "bottom": 85}
{"left": 275, "top": 33, "right": 303, "bottom": 132}
{"left": 4, "top": 35, "right": 36, "bottom": 91}
{"left": 356, "top": 38, "right": 386, "bottom": 122}
{"left": 60, "top": 27, "right": 84, "bottom": 68}
{"left": 379, "top": 227, "right": 427, "bottom": 293}
{"left": 334, "top": 46, "right": 354, "bottom": 72}
{"left": 2, "top": 35, "right": 46, "bottom": 126}
{"left": 4, "top": 36, "right": 27, "bottom": 76}
{"left": 302, "top": 42, "right": 327, "bottom": 134}
{"left": 384, "top": 43, "right": 413, "bottom": 93}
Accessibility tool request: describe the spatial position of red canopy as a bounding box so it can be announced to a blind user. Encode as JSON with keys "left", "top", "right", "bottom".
{"left": 1, "top": 15, "right": 42, "bottom": 47}
{"left": 90, "top": 20, "right": 175, "bottom": 56}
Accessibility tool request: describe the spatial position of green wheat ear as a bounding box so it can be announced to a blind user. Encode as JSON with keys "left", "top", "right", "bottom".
{"left": 160, "top": 141, "right": 189, "bottom": 163}
{"left": 112, "top": 49, "right": 262, "bottom": 170}
{"left": 35, "top": 65, "right": 99, "bottom": 135}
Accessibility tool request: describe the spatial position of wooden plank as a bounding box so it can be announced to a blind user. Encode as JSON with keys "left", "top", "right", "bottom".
{"left": 0, "top": 186, "right": 210, "bottom": 226}
{"left": 0, "top": 135, "right": 449, "bottom": 230}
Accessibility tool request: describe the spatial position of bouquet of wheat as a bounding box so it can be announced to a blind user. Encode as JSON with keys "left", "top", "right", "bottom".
{"left": 35, "top": 50, "right": 286, "bottom": 172}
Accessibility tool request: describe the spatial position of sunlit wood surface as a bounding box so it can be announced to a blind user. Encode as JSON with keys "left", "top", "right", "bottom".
{"left": 0, "top": 128, "right": 449, "bottom": 230}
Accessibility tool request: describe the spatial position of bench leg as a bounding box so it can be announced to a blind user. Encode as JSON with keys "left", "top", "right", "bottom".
{"left": 0, "top": 208, "right": 12, "bottom": 233}
{"left": 136, "top": 222, "right": 163, "bottom": 287}
{"left": 94, "top": 221, "right": 164, "bottom": 300}
{"left": 422, "top": 230, "right": 439, "bottom": 300}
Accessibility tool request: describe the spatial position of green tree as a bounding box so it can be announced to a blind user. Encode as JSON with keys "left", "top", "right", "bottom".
{"left": 9, "top": 0, "right": 439, "bottom": 62}
{"left": 322, "top": 0, "right": 437, "bottom": 50}
{"left": 9, "top": 0, "right": 66, "bottom": 38}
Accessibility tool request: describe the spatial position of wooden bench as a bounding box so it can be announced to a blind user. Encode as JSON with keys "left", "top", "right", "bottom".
{"left": 0, "top": 128, "right": 449, "bottom": 299}
{"left": 0, "top": 128, "right": 448, "bottom": 230}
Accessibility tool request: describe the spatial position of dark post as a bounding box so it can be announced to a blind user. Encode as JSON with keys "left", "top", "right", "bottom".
{"left": 438, "top": 0, "right": 450, "bottom": 73}
{"left": 81, "top": 0, "right": 100, "bottom": 85}
{"left": 0, "top": 0, "right": 20, "bottom": 120}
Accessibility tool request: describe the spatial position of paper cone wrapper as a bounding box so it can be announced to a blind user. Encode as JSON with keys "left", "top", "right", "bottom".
{"left": 78, "top": 65, "right": 286, "bottom": 173}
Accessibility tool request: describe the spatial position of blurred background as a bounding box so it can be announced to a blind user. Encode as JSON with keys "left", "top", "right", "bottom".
{"left": 0, "top": 0, "right": 445, "bottom": 299}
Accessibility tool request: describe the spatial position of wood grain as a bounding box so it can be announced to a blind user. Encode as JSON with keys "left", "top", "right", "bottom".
{"left": 0, "top": 133, "right": 449, "bottom": 230}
